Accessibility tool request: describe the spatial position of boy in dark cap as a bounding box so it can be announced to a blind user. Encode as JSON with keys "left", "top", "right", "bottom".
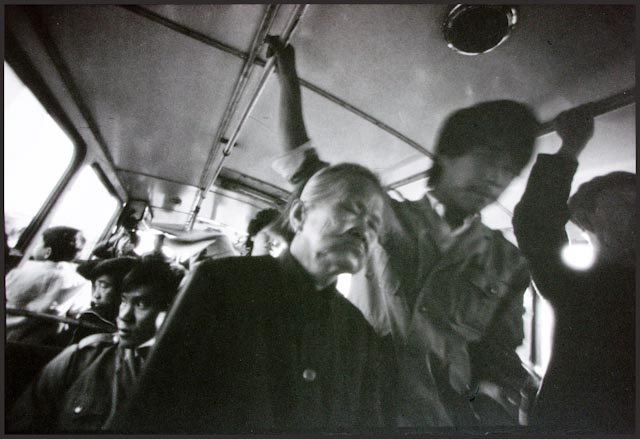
{"left": 66, "top": 257, "right": 140, "bottom": 344}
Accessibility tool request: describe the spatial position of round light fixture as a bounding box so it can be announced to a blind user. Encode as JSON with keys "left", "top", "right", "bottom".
{"left": 443, "top": 5, "right": 518, "bottom": 56}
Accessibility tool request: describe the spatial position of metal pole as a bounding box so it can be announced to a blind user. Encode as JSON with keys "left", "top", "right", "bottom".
{"left": 120, "top": 5, "right": 248, "bottom": 61}
{"left": 120, "top": 5, "right": 431, "bottom": 159}
{"left": 185, "top": 5, "right": 280, "bottom": 230}
{"left": 6, "top": 307, "right": 111, "bottom": 331}
{"left": 187, "top": 5, "right": 308, "bottom": 230}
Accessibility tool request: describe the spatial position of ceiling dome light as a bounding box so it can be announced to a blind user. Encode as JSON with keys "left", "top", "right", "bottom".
{"left": 443, "top": 5, "right": 518, "bottom": 56}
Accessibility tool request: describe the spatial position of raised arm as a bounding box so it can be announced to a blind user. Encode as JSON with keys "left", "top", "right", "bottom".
{"left": 555, "top": 106, "right": 595, "bottom": 161}
{"left": 512, "top": 107, "right": 594, "bottom": 303}
{"left": 266, "top": 36, "right": 309, "bottom": 152}
{"left": 266, "top": 36, "right": 328, "bottom": 189}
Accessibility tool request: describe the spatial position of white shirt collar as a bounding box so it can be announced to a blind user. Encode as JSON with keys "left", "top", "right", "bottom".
{"left": 425, "top": 191, "right": 479, "bottom": 238}
{"left": 137, "top": 337, "right": 156, "bottom": 349}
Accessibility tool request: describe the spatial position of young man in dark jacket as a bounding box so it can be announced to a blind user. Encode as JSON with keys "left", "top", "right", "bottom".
{"left": 8, "top": 259, "right": 181, "bottom": 433}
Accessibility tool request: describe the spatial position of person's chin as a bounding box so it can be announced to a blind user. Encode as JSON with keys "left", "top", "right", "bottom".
{"left": 330, "top": 254, "right": 365, "bottom": 275}
{"left": 467, "top": 190, "right": 497, "bottom": 208}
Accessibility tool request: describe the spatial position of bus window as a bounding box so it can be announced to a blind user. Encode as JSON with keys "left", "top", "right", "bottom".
{"left": 46, "top": 165, "right": 120, "bottom": 260}
{"left": 516, "top": 286, "right": 554, "bottom": 378}
{"left": 4, "top": 62, "right": 74, "bottom": 249}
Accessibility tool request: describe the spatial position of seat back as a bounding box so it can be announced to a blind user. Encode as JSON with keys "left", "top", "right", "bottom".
{"left": 5, "top": 342, "right": 64, "bottom": 408}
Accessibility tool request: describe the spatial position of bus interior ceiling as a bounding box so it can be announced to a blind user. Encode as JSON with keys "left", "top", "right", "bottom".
{"left": 4, "top": 5, "right": 635, "bottom": 248}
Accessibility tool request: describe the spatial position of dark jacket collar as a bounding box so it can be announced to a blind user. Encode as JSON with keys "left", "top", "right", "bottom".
{"left": 277, "top": 249, "right": 337, "bottom": 293}
{"left": 277, "top": 250, "right": 338, "bottom": 320}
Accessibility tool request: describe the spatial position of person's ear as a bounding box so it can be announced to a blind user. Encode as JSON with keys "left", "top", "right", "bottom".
{"left": 42, "top": 246, "right": 52, "bottom": 260}
{"left": 289, "top": 200, "right": 306, "bottom": 233}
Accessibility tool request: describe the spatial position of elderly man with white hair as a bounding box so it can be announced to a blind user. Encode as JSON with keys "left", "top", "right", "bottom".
{"left": 111, "top": 163, "right": 389, "bottom": 434}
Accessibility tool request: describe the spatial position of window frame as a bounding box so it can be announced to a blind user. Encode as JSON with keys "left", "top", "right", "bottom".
{"left": 5, "top": 42, "right": 88, "bottom": 256}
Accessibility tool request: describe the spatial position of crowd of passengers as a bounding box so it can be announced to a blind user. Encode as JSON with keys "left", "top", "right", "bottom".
{"left": 5, "top": 39, "right": 635, "bottom": 434}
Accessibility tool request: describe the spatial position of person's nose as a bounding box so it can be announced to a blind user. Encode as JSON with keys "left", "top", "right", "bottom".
{"left": 119, "top": 302, "right": 134, "bottom": 322}
{"left": 346, "top": 216, "right": 367, "bottom": 239}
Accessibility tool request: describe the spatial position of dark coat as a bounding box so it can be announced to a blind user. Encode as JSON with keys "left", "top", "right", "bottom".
{"left": 513, "top": 154, "right": 635, "bottom": 433}
{"left": 277, "top": 146, "right": 531, "bottom": 426}
{"left": 111, "top": 253, "right": 384, "bottom": 433}
{"left": 8, "top": 333, "right": 130, "bottom": 433}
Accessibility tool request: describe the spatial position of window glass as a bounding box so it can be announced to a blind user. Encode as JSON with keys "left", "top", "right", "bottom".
{"left": 533, "top": 293, "right": 555, "bottom": 377}
{"left": 4, "top": 62, "right": 74, "bottom": 248}
{"left": 47, "top": 166, "right": 120, "bottom": 259}
{"left": 516, "top": 286, "right": 554, "bottom": 377}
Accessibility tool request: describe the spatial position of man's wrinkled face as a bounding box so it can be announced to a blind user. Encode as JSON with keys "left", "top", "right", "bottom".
{"left": 92, "top": 274, "right": 119, "bottom": 307}
{"left": 296, "top": 180, "right": 384, "bottom": 277}
{"left": 117, "top": 286, "right": 164, "bottom": 348}
{"left": 437, "top": 147, "right": 520, "bottom": 215}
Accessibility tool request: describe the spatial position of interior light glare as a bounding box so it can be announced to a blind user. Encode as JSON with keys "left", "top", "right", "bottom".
{"left": 561, "top": 240, "right": 596, "bottom": 271}
{"left": 336, "top": 273, "right": 353, "bottom": 297}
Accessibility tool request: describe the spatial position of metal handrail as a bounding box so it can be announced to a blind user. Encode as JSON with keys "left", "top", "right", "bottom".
{"left": 120, "top": 5, "right": 432, "bottom": 160}
{"left": 186, "top": 5, "right": 308, "bottom": 230}
{"left": 6, "top": 307, "right": 111, "bottom": 331}
{"left": 185, "top": 5, "right": 282, "bottom": 230}
{"left": 201, "top": 6, "right": 309, "bottom": 195}
{"left": 387, "top": 88, "right": 636, "bottom": 192}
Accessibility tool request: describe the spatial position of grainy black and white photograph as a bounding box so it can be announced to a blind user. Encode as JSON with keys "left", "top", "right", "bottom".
{"left": 4, "top": 3, "right": 635, "bottom": 435}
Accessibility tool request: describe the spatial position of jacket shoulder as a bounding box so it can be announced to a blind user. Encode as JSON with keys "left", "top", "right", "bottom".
{"left": 196, "top": 255, "right": 280, "bottom": 280}
{"left": 481, "top": 225, "right": 522, "bottom": 254}
{"left": 77, "top": 332, "right": 117, "bottom": 350}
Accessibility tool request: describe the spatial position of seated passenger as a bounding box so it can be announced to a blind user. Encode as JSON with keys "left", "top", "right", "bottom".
{"left": 245, "top": 208, "right": 286, "bottom": 256}
{"left": 65, "top": 257, "right": 140, "bottom": 344}
{"left": 6, "top": 226, "right": 88, "bottom": 344}
{"left": 513, "top": 108, "right": 635, "bottom": 433}
{"left": 7, "top": 259, "right": 182, "bottom": 433}
{"left": 109, "top": 164, "right": 387, "bottom": 433}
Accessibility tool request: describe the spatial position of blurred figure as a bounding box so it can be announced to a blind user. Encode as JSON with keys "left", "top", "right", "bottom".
{"left": 6, "top": 226, "right": 88, "bottom": 344}
{"left": 187, "top": 233, "right": 236, "bottom": 269}
{"left": 245, "top": 208, "right": 285, "bottom": 256}
{"left": 65, "top": 257, "right": 140, "bottom": 344}
{"left": 513, "top": 108, "right": 635, "bottom": 433}
{"left": 93, "top": 230, "right": 139, "bottom": 259}
{"left": 7, "top": 259, "right": 182, "bottom": 433}
{"left": 110, "top": 163, "right": 387, "bottom": 433}
{"left": 115, "top": 232, "right": 139, "bottom": 257}
{"left": 141, "top": 234, "right": 171, "bottom": 263}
